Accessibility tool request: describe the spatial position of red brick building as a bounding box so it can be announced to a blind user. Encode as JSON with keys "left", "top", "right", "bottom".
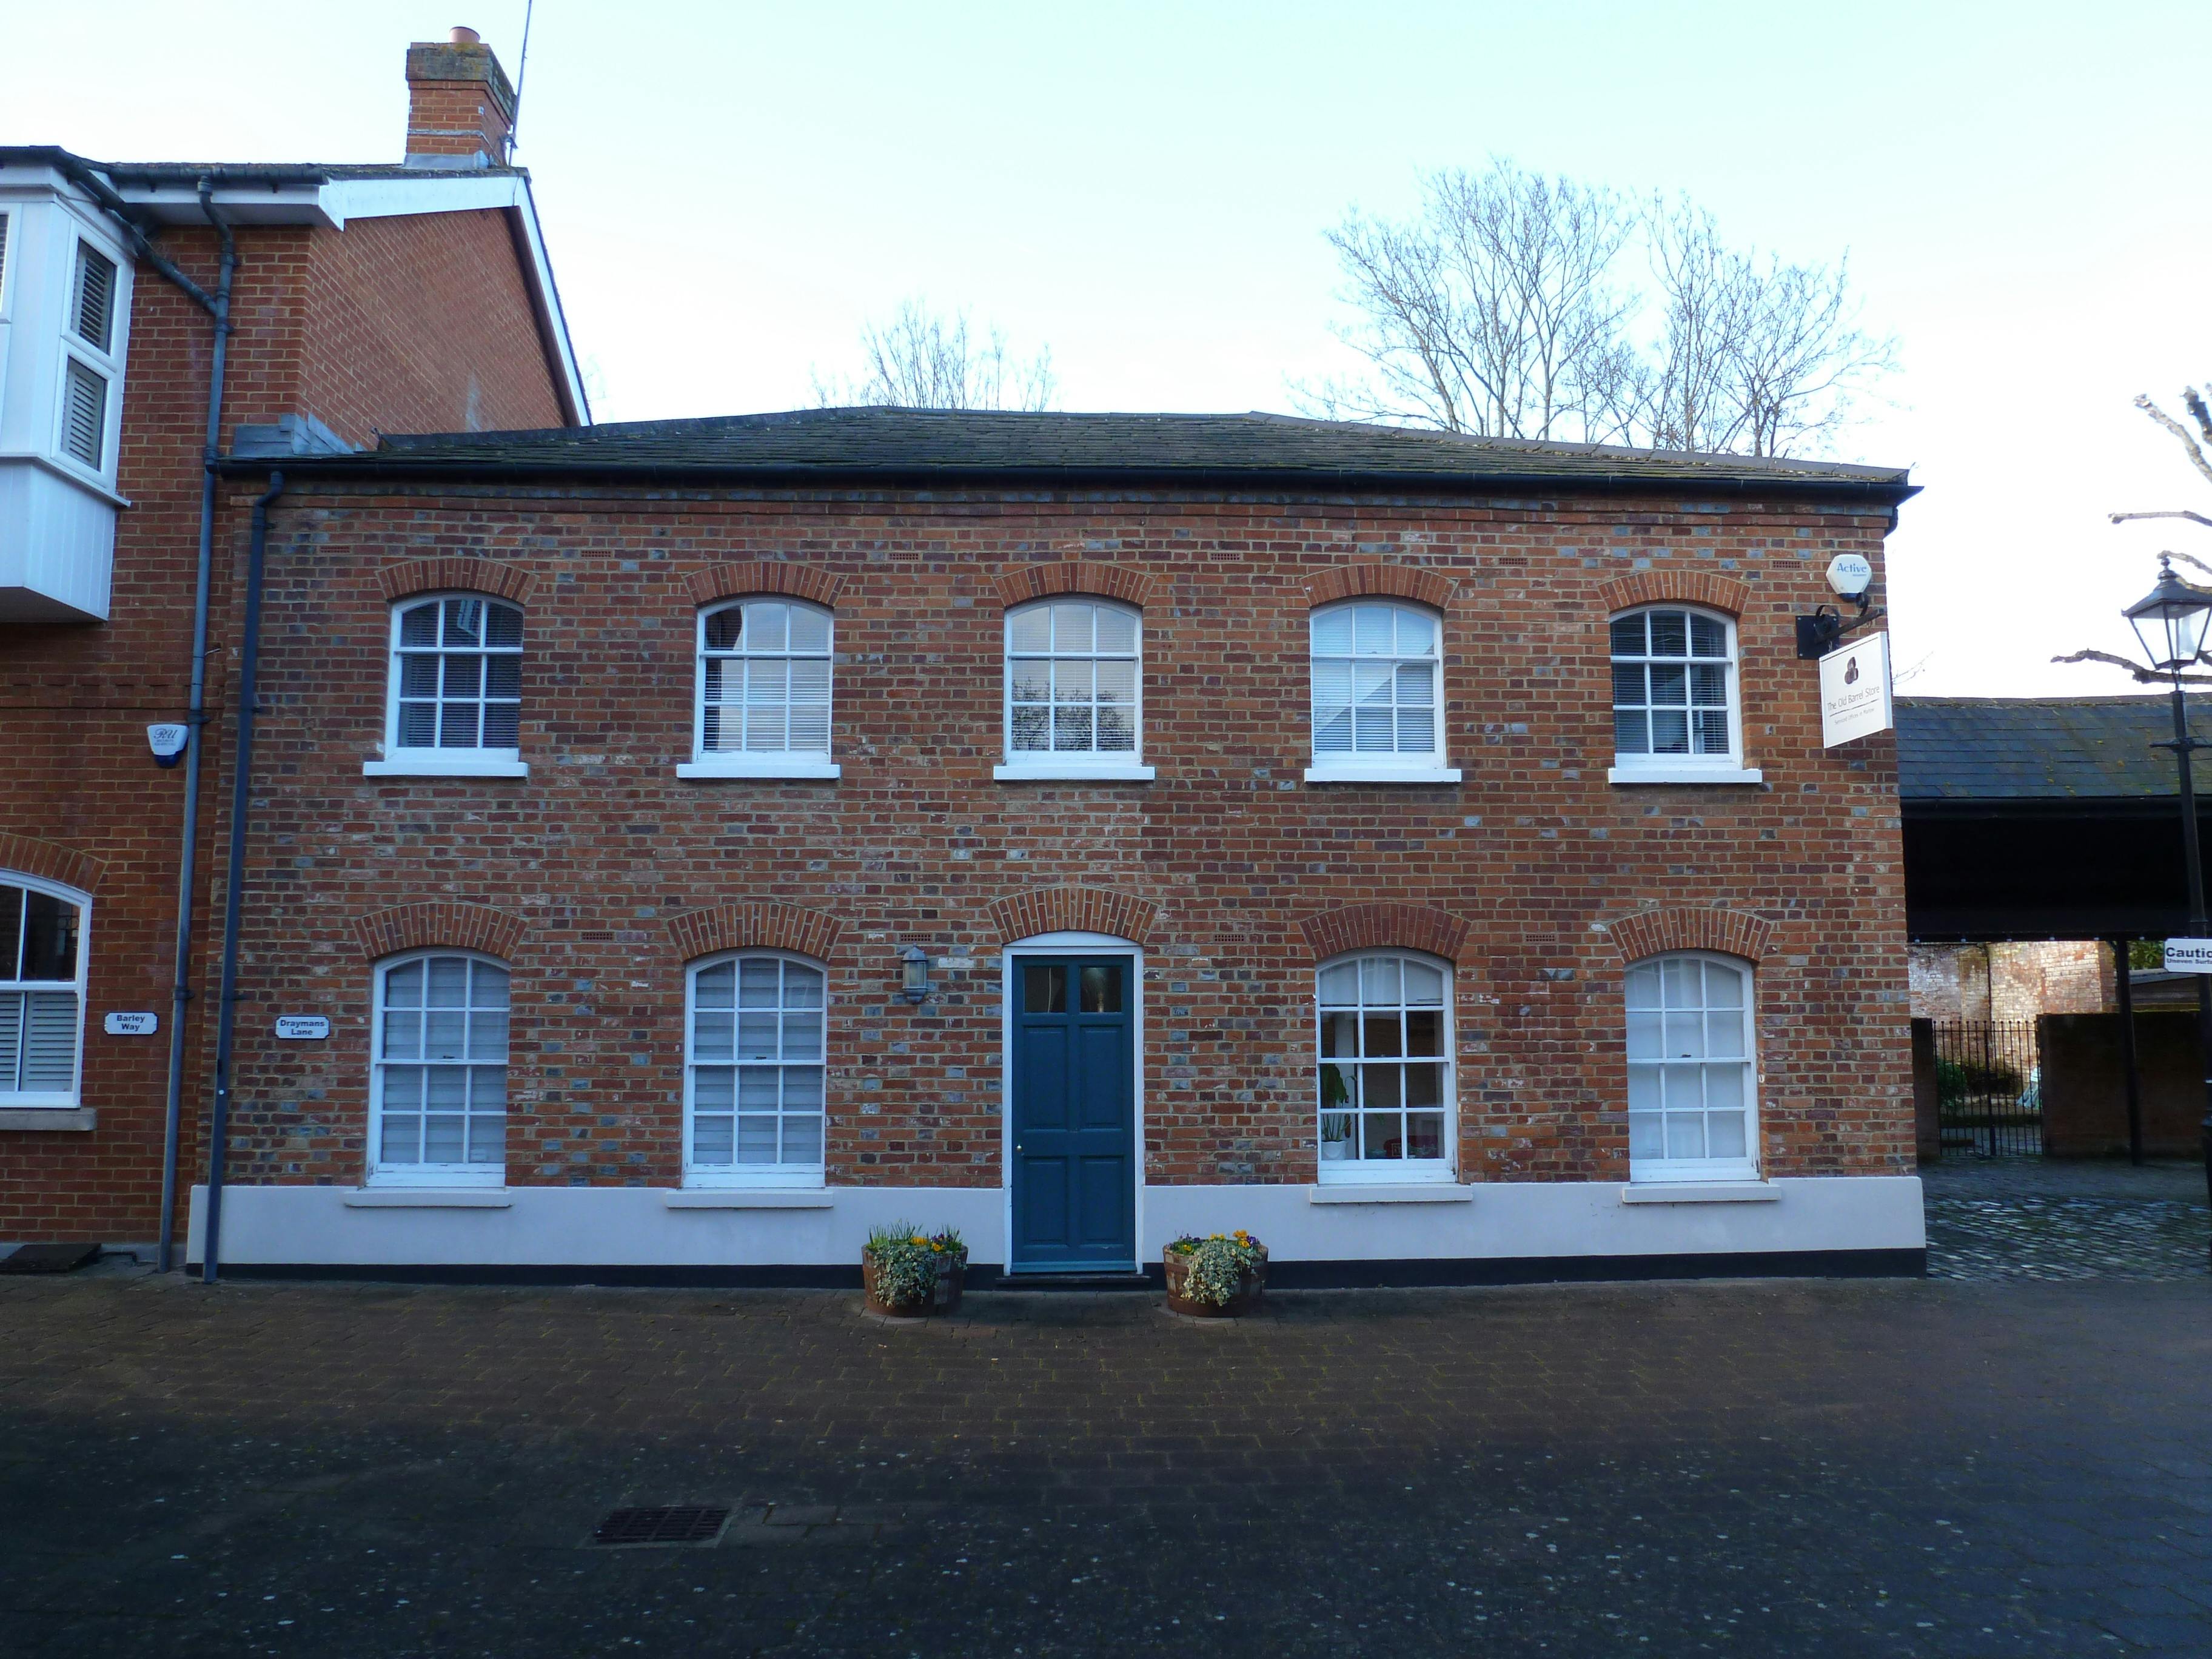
{"left": 178, "top": 412, "right": 1926, "bottom": 1282}
{"left": 0, "top": 30, "right": 585, "bottom": 1257}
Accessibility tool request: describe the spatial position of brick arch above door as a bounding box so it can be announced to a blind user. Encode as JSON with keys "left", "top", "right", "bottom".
{"left": 1298, "top": 902, "right": 1473, "bottom": 965}
{"left": 664, "top": 901, "right": 846, "bottom": 963}
{"left": 987, "top": 886, "right": 1160, "bottom": 947}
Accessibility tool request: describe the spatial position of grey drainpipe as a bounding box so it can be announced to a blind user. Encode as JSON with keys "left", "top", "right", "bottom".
{"left": 199, "top": 470, "right": 284, "bottom": 1285}
{"left": 155, "top": 180, "right": 235, "bottom": 1275}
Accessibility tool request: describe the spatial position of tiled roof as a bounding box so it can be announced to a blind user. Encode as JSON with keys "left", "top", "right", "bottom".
{"left": 1897, "top": 695, "right": 2200, "bottom": 802}
{"left": 273, "top": 407, "right": 1917, "bottom": 497}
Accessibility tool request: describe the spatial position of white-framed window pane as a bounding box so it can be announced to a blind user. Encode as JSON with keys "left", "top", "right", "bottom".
{"left": 374, "top": 953, "right": 508, "bottom": 1171}
{"left": 1315, "top": 952, "right": 1452, "bottom": 1172}
{"left": 390, "top": 597, "right": 523, "bottom": 754}
{"left": 1310, "top": 602, "right": 1443, "bottom": 762}
{"left": 697, "top": 599, "right": 835, "bottom": 758}
{"left": 1005, "top": 600, "right": 1142, "bottom": 762}
{"left": 689, "top": 954, "right": 828, "bottom": 1171}
{"left": 1611, "top": 608, "right": 1736, "bottom": 762}
{"left": 0, "top": 879, "right": 86, "bottom": 1099}
{"left": 1625, "top": 953, "right": 1755, "bottom": 1178}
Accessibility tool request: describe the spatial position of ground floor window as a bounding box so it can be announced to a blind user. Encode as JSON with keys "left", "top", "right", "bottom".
{"left": 1626, "top": 951, "right": 1758, "bottom": 1181}
{"left": 371, "top": 952, "right": 509, "bottom": 1185}
{"left": 1316, "top": 950, "right": 1453, "bottom": 1180}
{"left": 686, "top": 952, "right": 825, "bottom": 1185}
{"left": 0, "top": 874, "right": 86, "bottom": 1107}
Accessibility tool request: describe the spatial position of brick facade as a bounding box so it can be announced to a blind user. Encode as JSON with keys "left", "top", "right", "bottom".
{"left": 192, "top": 481, "right": 1913, "bottom": 1208}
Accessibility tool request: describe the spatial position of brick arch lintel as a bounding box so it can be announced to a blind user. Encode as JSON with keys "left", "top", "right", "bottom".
{"left": 1601, "top": 905, "right": 1775, "bottom": 966}
{"left": 988, "top": 886, "right": 1161, "bottom": 947}
{"left": 0, "top": 833, "right": 105, "bottom": 898}
{"left": 665, "top": 902, "right": 846, "bottom": 964}
{"left": 994, "top": 561, "right": 1158, "bottom": 611}
{"left": 1597, "top": 569, "right": 1752, "bottom": 618}
{"left": 1302, "top": 563, "right": 1457, "bottom": 612}
{"left": 685, "top": 562, "right": 845, "bottom": 609}
{"left": 376, "top": 557, "right": 537, "bottom": 606}
{"left": 353, "top": 902, "right": 529, "bottom": 962}
{"left": 1299, "top": 902, "right": 1473, "bottom": 965}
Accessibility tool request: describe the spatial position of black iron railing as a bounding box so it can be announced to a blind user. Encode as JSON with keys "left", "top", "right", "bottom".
{"left": 1932, "top": 1019, "right": 2044, "bottom": 1158}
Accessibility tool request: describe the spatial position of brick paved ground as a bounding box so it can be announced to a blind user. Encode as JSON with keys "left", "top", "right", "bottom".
{"left": 5, "top": 1252, "right": 2212, "bottom": 1657}
{"left": 1923, "top": 1156, "right": 2210, "bottom": 1282}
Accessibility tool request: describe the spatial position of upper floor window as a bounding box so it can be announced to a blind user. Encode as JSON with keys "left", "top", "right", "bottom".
{"left": 1308, "top": 602, "right": 1454, "bottom": 782}
{"left": 1316, "top": 951, "right": 1453, "bottom": 1182}
{"left": 0, "top": 876, "right": 87, "bottom": 1108}
{"left": 374, "top": 595, "right": 525, "bottom": 777}
{"left": 685, "top": 952, "right": 826, "bottom": 1187}
{"left": 369, "top": 951, "right": 511, "bottom": 1187}
{"left": 1609, "top": 608, "right": 1748, "bottom": 779}
{"left": 999, "top": 599, "right": 1147, "bottom": 779}
{"left": 57, "top": 240, "right": 124, "bottom": 477}
{"left": 685, "top": 599, "right": 837, "bottom": 780}
{"left": 1625, "top": 952, "right": 1758, "bottom": 1183}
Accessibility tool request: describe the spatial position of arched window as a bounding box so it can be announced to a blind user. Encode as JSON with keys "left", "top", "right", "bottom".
{"left": 687, "top": 598, "right": 836, "bottom": 779}
{"left": 685, "top": 951, "right": 826, "bottom": 1186}
{"left": 0, "top": 874, "right": 87, "bottom": 1108}
{"left": 377, "top": 594, "right": 524, "bottom": 776}
{"left": 1000, "top": 598, "right": 1145, "bottom": 777}
{"left": 370, "top": 951, "right": 510, "bottom": 1186}
{"left": 1609, "top": 606, "right": 1743, "bottom": 776}
{"left": 1625, "top": 952, "right": 1758, "bottom": 1182}
{"left": 1315, "top": 950, "right": 1453, "bottom": 1181}
{"left": 1308, "top": 600, "right": 1453, "bottom": 781}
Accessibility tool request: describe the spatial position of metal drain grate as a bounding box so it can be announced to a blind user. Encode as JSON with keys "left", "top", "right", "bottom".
{"left": 589, "top": 1506, "right": 732, "bottom": 1547}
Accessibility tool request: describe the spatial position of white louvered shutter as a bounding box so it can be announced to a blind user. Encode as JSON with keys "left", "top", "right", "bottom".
{"left": 73, "top": 243, "right": 116, "bottom": 350}
{"left": 62, "top": 360, "right": 107, "bottom": 468}
{"left": 0, "top": 994, "right": 19, "bottom": 1091}
{"left": 0, "top": 215, "right": 10, "bottom": 303}
{"left": 21, "top": 993, "right": 78, "bottom": 1090}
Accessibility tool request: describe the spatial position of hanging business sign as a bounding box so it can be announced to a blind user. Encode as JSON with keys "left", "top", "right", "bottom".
{"left": 2163, "top": 939, "right": 2212, "bottom": 974}
{"left": 274, "top": 1016, "right": 331, "bottom": 1040}
{"left": 103, "top": 1012, "right": 158, "bottom": 1036}
{"left": 1818, "top": 631, "right": 1894, "bottom": 748}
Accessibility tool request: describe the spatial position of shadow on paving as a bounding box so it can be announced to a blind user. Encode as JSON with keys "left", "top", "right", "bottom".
{"left": 5, "top": 1272, "right": 2212, "bottom": 1656}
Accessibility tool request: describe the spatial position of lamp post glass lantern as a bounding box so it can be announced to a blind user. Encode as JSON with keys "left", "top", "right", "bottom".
{"left": 2122, "top": 557, "right": 2212, "bottom": 1240}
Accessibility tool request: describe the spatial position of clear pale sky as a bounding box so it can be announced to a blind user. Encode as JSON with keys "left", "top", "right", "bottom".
{"left": 11, "top": 2, "right": 2210, "bottom": 697}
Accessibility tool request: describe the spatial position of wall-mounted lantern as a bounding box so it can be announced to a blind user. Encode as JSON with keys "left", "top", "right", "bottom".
{"left": 900, "top": 946, "right": 930, "bottom": 1005}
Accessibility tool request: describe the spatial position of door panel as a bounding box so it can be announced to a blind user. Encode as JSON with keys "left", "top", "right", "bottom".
{"left": 1011, "top": 955, "right": 1135, "bottom": 1271}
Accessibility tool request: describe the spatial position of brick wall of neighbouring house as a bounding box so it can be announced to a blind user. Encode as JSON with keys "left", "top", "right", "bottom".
{"left": 0, "top": 210, "right": 567, "bottom": 1245}
{"left": 1908, "top": 942, "right": 2114, "bottom": 1022}
{"left": 186, "top": 483, "right": 1913, "bottom": 1202}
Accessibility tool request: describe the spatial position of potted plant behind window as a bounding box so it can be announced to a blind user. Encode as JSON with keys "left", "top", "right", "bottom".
{"left": 861, "top": 1224, "right": 968, "bottom": 1318}
{"left": 1163, "top": 1231, "right": 1267, "bottom": 1318}
{"left": 1320, "top": 1063, "right": 1353, "bottom": 1161}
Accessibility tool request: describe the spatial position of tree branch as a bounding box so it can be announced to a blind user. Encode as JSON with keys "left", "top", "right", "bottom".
{"left": 2135, "top": 394, "right": 2212, "bottom": 489}
{"left": 2111, "top": 510, "right": 2212, "bottom": 531}
{"left": 2051, "top": 646, "right": 2212, "bottom": 685}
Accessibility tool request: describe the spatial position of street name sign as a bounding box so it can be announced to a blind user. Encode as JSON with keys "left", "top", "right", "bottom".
{"left": 1818, "top": 631, "right": 1894, "bottom": 748}
{"left": 2163, "top": 938, "right": 2212, "bottom": 973}
{"left": 102, "top": 1012, "right": 158, "bottom": 1036}
{"left": 274, "top": 1016, "right": 331, "bottom": 1040}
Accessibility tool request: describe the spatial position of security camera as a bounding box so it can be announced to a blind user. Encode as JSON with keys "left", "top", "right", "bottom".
{"left": 1825, "top": 554, "right": 1874, "bottom": 601}
{"left": 147, "top": 723, "right": 189, "bottom": 769}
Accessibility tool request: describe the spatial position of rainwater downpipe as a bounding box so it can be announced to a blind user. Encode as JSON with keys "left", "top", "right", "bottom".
{"left": 199, "top": 469, "right": 284, "bottom": 1285}
{"left": 155, "top": 179, "right": 235, "bottom": 1275}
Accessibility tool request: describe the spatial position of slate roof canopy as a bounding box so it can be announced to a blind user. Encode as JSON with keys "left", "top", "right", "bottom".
{"left": 1897, "top": 695, "right": 2205, "bottom": 802}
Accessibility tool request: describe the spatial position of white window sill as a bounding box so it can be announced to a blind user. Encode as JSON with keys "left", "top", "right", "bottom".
{"left": 994, "top": 762, "right": 1155, "bottom": 782}
{"left": 677, "top": 757, "right": 841, "bottom": 781}
{"left": 1303, "top": 763, "right": 1462, "bottom": 785}
{"left": 343, "top": 1188, "right": 514, "bottom": 1208}
{"left": 1618, "top": 1180, "right": 1777, "bottom": 1205}
{"left": 0, "top": 1107, "right": 94, "bottom": 1131}
{"left": 1308, "top": 1182, "right": 1473, "bottom": 1205}
{"left": 364, "top": 756, "right": 530, "bottom": 779}
{"left": 1607, "top": 765, "right": 1763, "bottom": 786}
{"left": 664, "top": 1188, "right": 834, "bottom": 1210}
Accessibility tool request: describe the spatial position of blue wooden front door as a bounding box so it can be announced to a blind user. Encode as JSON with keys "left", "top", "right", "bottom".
{"left": 1010, "top": 956, "right": 1136, "bottom": 1272}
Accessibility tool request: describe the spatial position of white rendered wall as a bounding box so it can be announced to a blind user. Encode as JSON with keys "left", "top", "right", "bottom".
{"left": 188, "top": 1177, "right": 1925, "bottom": 1270}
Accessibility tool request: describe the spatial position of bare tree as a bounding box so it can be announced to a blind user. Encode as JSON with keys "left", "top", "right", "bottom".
{"left": 1307, "top": 161, "right": 1640, "bottom": 440}
{"left": 813, "top": 299, "right": 1056, "bottom": 411}
{"left": 2053, "top": 390, "right": 2212, "bottom": 684}
{"left": 1310, "top": 164, "right": 1895, "bottom": 458}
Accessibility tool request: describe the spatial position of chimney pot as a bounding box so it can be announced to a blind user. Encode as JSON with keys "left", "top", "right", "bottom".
{"left": 449, "top": 25, "right": 480, "bottom": 44}
{"left": 404, "top": 28, "right": 517, "bottom": 168}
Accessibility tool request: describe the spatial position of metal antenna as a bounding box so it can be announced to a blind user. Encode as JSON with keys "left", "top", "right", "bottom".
{"left": 507, "top": 0, "right": 536, "bottom": 158}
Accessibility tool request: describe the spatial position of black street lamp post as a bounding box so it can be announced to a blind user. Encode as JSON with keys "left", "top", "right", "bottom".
{"left": 2123, "top": 557, "right": 2212, "bottom": 1228}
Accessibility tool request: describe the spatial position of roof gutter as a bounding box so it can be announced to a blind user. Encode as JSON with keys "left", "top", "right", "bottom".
{"left": 28, "top": 149, "right": 222, "bottom": 317}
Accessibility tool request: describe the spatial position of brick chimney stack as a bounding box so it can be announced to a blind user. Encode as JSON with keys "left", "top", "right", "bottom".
{"left": 404, "top": 26, "right": 517, "bottom": 169}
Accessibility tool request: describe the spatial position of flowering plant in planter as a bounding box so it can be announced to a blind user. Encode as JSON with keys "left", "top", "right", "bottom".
{"left": 1163, "top": 1230, "right": 1267, "bottom": 1317}
{"left": 862, "top": 1223, "right": 968, "bottom": 1317}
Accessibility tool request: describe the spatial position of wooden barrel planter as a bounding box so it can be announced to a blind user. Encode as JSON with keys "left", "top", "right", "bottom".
{"left": 1163, "top": 1243, "right": 1268, "bottom": 1318}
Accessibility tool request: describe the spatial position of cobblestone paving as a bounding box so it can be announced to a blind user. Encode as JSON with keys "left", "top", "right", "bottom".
{"left": 1923, "top": 1158, "right": 2211, "bottom": 1282}
{"left": 6, "top": 1267, "right": 2212, "bottom": 1657}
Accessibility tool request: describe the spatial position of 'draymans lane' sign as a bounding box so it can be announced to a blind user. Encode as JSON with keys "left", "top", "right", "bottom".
{"left": 1819, "top": 631, "right": 1894, "bottom": 748}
